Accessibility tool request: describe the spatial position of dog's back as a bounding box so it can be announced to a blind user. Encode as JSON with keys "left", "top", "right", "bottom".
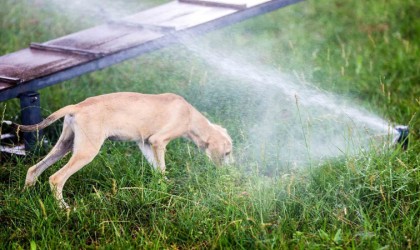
{"left": 72, "top": 92, "right": 192, "bottom": 141}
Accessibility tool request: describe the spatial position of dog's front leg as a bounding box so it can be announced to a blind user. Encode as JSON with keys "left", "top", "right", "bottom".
{"left": 138, "top": 142, "right": 167, "bottom": 173}
{"left": 151, "top": 145, "right": 166, "bottom": 173}
{"left": 138, "top": 142, "right": 159, "bottom": 169}
{"left": 147, "top": 136, "right": 169, "bottom": 173}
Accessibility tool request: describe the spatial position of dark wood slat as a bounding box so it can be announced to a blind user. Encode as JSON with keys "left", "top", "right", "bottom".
{"left": 0, "top": 75, "right": 22, "bottom": 84}
{"left": 30, "top": 43, "right": 105, "bottom": 58}
{"left": 179, "top": 0, "right": 247, "bottom": 9}
{"left": 108, "top": 20, "right": 177, "bottom": 33}
{"left": 0, "top": 82, "right": 14, "bottom": 90}
{"left": 45, "top": 25, "right": 164, "bottom": 54}
{"left": 122, "top": 1, "right": 237, "bottom": 31}
{"left": 0, "top": 48, "right": 90, "bottom": 87}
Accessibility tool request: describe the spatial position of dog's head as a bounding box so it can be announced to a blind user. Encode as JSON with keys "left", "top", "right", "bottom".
{"left": 205, "top": 124, "right": 233, "bottom": 165}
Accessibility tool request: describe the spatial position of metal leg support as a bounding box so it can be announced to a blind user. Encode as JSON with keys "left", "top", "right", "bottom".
{"left": 19, "top": 91, "right": 42, "bottom": 151}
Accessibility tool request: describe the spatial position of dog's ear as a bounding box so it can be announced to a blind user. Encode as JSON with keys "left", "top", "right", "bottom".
{"left": 201, "top": 141, "right": 210, "bottom": 149}
{"left": 205, "top": 137, "right": 222, "bottom": 163}
{"left": 205, "top": 148, "right": 223, "bottom": 165}
{"left": 189, "top": 132, "right": 209, "bottom": 149}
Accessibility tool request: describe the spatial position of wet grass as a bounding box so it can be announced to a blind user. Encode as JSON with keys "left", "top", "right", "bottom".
{"left": 1, "top": 0, "right": 419, "bottom": 249}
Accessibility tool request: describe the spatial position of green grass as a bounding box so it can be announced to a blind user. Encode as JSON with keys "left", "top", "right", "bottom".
{"left": 1, "top": 0, "right": 419, "bottom": 249}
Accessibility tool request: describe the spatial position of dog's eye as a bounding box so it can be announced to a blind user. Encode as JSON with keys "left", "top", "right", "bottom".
{"left": 225, "top": 151, "right": 231, "bottom": 156}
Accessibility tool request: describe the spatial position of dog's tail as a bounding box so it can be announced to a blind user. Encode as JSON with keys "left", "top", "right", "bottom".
{"left": 14, "top": 105, "right": 77, "bottom": 132}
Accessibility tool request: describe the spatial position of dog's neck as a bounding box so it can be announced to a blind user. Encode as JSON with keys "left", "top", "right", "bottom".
{"left": 186, "top": 109, "right": 214, "bottom": 149}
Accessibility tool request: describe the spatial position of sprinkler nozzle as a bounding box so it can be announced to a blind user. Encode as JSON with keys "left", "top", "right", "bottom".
{"left": 394, "top": 125, "right": 409, "bottom": 150}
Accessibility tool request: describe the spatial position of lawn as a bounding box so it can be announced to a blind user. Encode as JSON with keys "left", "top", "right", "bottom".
{"left": 0, "top": 0, "right": 419, "bottom": 249}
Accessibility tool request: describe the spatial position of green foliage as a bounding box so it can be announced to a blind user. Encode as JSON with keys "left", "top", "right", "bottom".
{"left": 1, "top": 0, "right": 419, "bottom": 249}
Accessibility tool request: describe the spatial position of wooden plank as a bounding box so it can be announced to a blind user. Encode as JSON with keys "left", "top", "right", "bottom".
{"left": 0, "top": 48, "right": 89, "bottom": 85}
{"left": 0, "top": 82, "right": 14, "bottom": 90}
{"left": 179, "top": 0, "right": 247, "bottom": 10}
{"left": 30, "top": 43, "right": 105, "bottom": 58}
{"left": 0, "top": 76, "right": 21, "bottom": 84}
{"left": 179, "top": 0, "right": 273, "bottom": 8}
{"left": 108, "top": 20, "right": 177, "bottom": 33}
{"left": 122, "top": 1, "right": 237, "bottom": 31}
{"left": 0, "top": 26, "right": 164, "bottom": 90}
{"left": 45, "top": 25, "right": 164, "bottom": 54}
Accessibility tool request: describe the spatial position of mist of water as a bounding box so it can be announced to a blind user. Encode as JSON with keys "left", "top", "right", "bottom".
{"left": 176, "top": 37, "right": 399, "bottom": 168}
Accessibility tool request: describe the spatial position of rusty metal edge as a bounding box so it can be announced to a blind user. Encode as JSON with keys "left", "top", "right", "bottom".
{"left": 0, "top": 0, "right": 304, "bottom": 102}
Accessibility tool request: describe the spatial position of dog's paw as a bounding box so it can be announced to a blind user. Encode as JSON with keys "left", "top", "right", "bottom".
{"left": 58, "top": 201, "right": 71, "bottom": 211}
{"left": 23, "top": 181, "right": 36, "bottom": 190}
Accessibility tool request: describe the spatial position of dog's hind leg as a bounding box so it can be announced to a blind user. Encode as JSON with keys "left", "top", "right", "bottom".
{"left": 24, "top": 119, "right": 74, "bottom": 188}
{"left": 48, "top": 130, "right": 104, "bottom": 209}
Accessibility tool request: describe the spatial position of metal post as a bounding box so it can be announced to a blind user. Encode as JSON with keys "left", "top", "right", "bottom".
{"left": 19, "top": 91, "right": 42, "bottom": 151}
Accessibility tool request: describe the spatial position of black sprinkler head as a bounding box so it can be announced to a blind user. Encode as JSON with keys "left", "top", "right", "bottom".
{"left": 395, "top": 125, "right": 409, "bottom": 150}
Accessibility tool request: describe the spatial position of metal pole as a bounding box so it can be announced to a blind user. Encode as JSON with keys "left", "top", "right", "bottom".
{"left": 19, "top": 91, "right": 42, "bottom": 151}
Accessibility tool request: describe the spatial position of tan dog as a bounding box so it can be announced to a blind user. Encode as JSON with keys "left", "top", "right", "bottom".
{"left": 18, "top": 92, "right": 233, "bottom": 208}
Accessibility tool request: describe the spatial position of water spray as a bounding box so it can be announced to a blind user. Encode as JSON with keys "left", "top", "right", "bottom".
{"left": 176, "top": 39, "right": 413, "bottom": 166}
